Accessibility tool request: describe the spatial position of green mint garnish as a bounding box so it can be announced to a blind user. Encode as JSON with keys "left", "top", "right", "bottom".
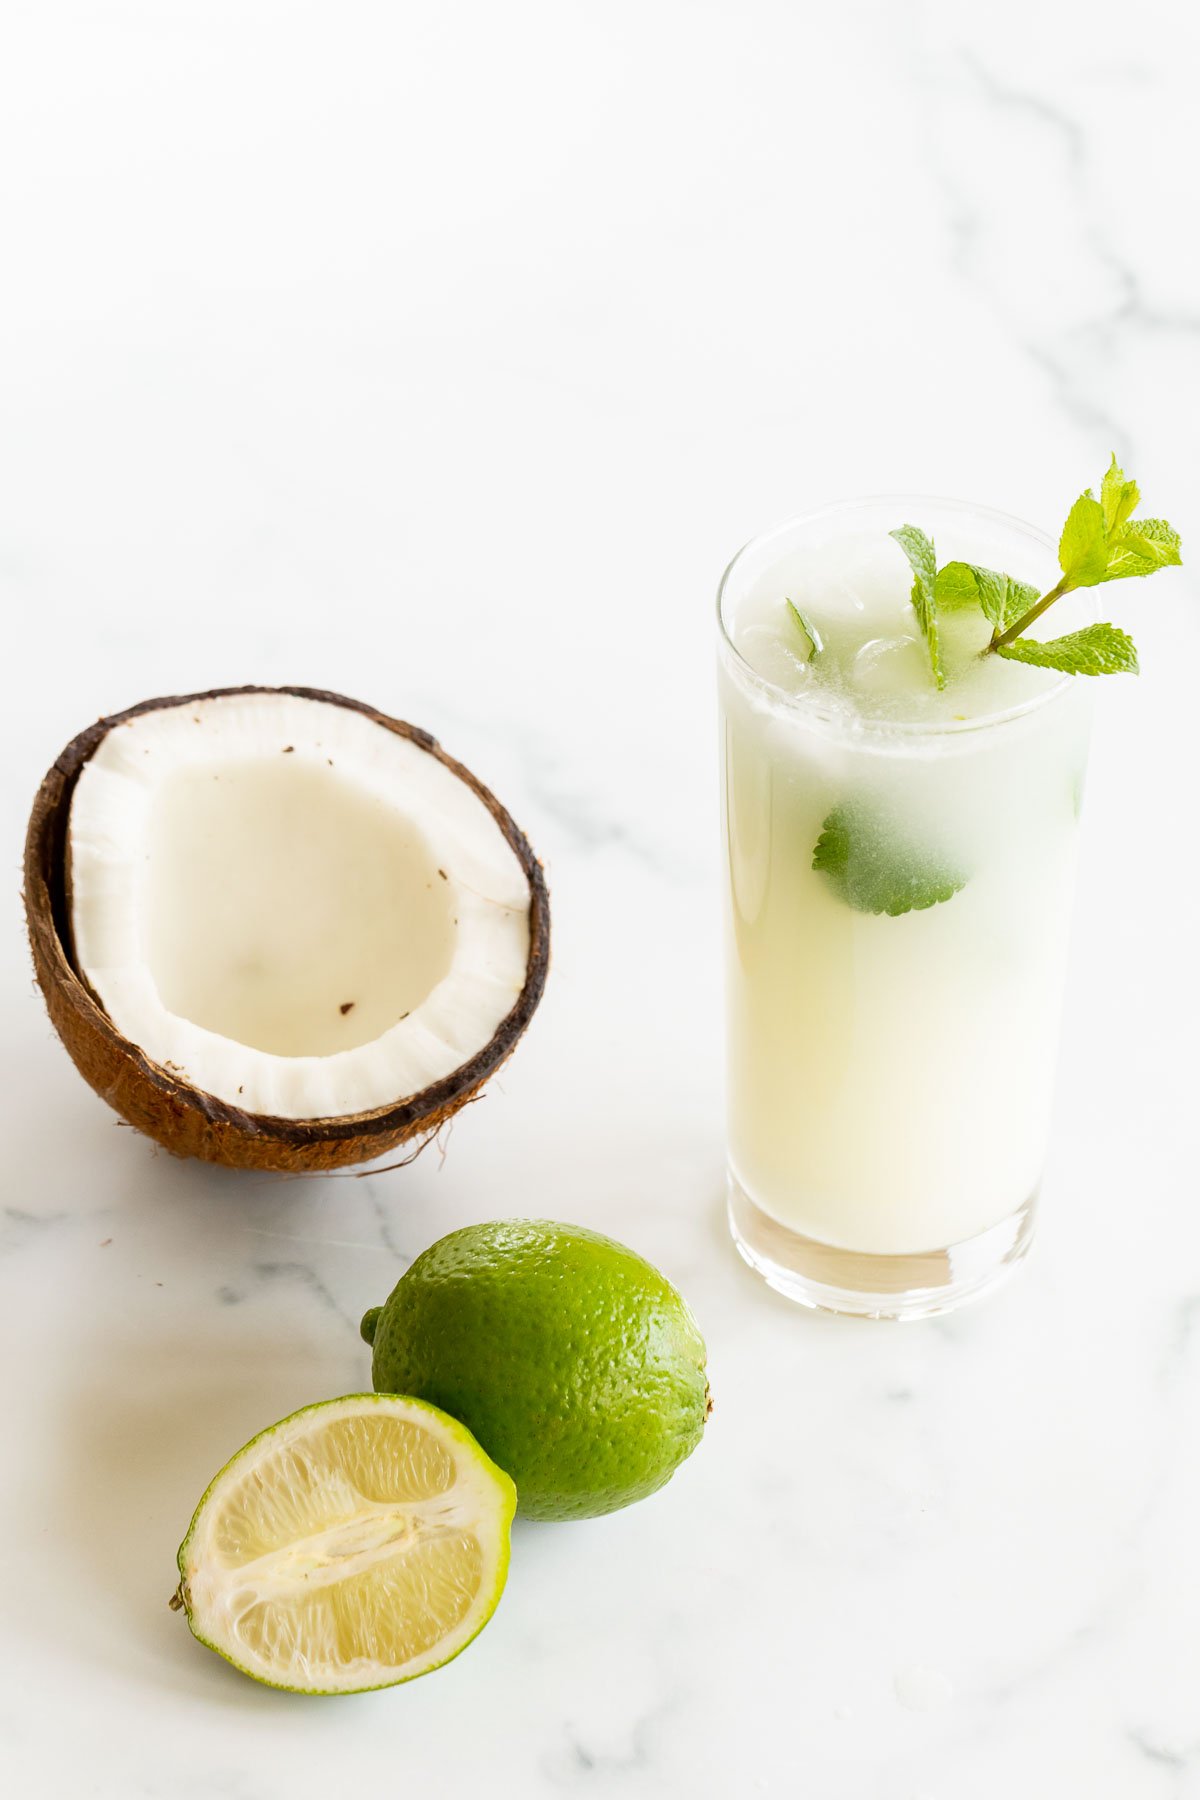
{"left": 934, "top": 561, "right": 1039, "bottom": 632}
{"left": 1099, "top": 516, "right": 1182, "bottom": 583}
{"left": 805, "top": 458, "right": 1177, "bottom": 920}
{"left": 878, "top": 456, "right": 1180, "bottom": 681}
{"left": 889, "top": 525, "right": 944, "bottom": 690}
{"left": 1101, "top": 455, "right": 1140, "bottom": 537}
{"left": 785, "top": 599, "right": 824, "bottom": 659}
{"left": 1056, "top": 491, "right": 1111, "bottom": 589}
{"left": 811, "top": 804, "right": 966, "bottom": 917}
{"left": 994, "top": 622, "right": 1139, "bottom": 677}
{"left": 985, "top": 455, "right": 1181, "bottom": 660}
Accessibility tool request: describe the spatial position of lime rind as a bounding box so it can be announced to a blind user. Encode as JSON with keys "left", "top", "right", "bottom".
{"left": 175, "top": 1393, "right": 516, "bottom": 1695}
{"left": 367, "top": 1219, "right": 710, "bottom": 1522}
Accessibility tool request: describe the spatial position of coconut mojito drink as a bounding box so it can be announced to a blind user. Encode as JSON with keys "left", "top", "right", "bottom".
{"left": 718, "top": 464, "right": 1181, "bottom": 1314}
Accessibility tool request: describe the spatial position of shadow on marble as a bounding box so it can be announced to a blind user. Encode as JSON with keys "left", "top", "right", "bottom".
{"left": 28, "top": 1150, "right": 389, "bottom": 1708}
{"left": 43, "top": 1327, "right": 345, "bottom": 1707}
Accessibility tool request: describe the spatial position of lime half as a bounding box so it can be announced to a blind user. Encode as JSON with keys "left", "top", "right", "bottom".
{"left": 173, "top": 1393, "right": 516, "bottom": 1693}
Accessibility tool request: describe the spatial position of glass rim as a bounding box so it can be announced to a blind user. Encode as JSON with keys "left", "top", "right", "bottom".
{"left": 716, "top": 493, "right": 1077, "bottom": 738}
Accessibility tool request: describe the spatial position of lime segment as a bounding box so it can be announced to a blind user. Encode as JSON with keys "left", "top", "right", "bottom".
{"left": 175, "top": 1393, "right": 515, "bottom": 1693}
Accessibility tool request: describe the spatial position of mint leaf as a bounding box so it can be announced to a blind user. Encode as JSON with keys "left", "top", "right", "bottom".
{"left": 932, "top": 561, "right": 981, "bottom": 609}
{"left": 1058, "top": 491, "right": 1109, "bottom": 588}
{"left": 1101, "top": 517, "right": 1182, "bottom": 582}
{"left": 995, "top": 622, "right": 1139, "bottom": 676}
{"left": 889, "top": 525, "right": 944, "bottom": 690}
{"left": 935, "top": 560, "right": 1039, "bottom": 631}
{"left": 1101, "top": 454, "right": 1140, "bottom": 537}
{"left": 811, "top": 804, "right": 966, "bottom": 917}
{"left": 785, "top": 598, "right": 824, "bottom": 659}
{"left": 1057, "top": 465, "right": 1180, "bottom": 591}
{"left": 994, "top": 575, "right": 1040, "bottom": 630}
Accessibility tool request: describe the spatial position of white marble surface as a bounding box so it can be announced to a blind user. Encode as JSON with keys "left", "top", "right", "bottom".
{"left": 2, "top": 2, "right": 1199, "bottom": 1795}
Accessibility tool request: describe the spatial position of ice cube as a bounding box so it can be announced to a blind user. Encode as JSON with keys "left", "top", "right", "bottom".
{"left": 849, "top": 634, "right": 933, "bottom": 698}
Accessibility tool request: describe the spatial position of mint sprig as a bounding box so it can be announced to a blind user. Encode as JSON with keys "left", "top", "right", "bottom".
{"left": 889, "top": 525, "right": 944, "bottom": 690}
{"left": 812, "top": 804, "right": 966, "bottom": 917}
{"left": 878, "top": 456, "right": 1180, "bottom": 683}
{"left": 985, "top": 455, "right": 1181, "bottom": 661}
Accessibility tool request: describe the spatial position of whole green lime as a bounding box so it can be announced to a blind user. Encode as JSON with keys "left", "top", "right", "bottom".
{"left": 360, "top": 1219, "right": 710, "bottom": 1521}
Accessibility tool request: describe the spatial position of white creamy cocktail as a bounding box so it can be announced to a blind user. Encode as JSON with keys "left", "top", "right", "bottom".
{"left": 718, "top": 499, "right": 1096, "bottom": 1317}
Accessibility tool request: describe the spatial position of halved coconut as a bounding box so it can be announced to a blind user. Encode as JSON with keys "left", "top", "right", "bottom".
{"left": 24, "top": 687, "right": 549, "bottom": 1171}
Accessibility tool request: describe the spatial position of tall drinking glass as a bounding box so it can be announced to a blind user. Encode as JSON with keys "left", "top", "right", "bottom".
{"left": 718, "top": 498, "right": 1094, "bottom": 1319}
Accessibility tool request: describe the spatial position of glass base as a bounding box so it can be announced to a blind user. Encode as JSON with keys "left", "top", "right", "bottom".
{"left": 727, "top": 1172, "right": 1036, "bottom": 1320}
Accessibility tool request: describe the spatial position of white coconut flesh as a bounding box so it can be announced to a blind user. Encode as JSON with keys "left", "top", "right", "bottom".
{"left": 66, "top": 692, "right": 532, "bottom": 1119}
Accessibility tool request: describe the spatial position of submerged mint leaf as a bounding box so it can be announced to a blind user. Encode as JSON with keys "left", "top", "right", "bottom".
{"left": 811, "top": 804, "right": 966, "bottom": 917}
{"left": 995, "top": 622, "right": 1139, "bottom": 676}
{"left": 935, "top": 561, "right": 1039, "bottom": 631}
{"left": 1100, "top": 517, "right": 1182, "bottom": 582}
{"left": 889, "top": 524, "right": 944, "bottom": 691}
{"left": 1101, "top": 454, "right": 1140, "bottom": 538}
{"left": 1057, "top": 491, "right": 1109, "bottom": 588}
{"left": 785, "top": 598, "right": 824, "bottom": 659}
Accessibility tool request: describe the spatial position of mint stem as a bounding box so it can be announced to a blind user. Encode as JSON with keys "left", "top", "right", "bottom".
{"left": 983, "top": 575, "right": 1072, "bottom": 654}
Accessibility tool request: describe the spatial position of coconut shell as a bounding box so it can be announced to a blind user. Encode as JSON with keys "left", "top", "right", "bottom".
{"left": 23, "top": 686, "right": 551, "bottom": 1172}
